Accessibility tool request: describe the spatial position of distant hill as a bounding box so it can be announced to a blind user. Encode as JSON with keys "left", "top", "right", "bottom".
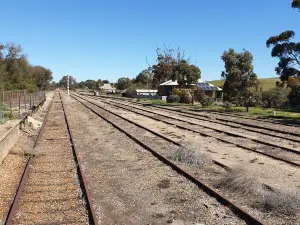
{"left": 209, "top": 77, "right": 280, "bottom": 91}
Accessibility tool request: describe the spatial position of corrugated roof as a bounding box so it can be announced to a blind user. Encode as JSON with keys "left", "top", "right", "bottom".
{"left": 159, "top": 79, "right": 222, "bottom": 91}
{"left": 100, "top": 83, "right": 116, "bottom": 90}
{"left": 136, "top": 89, "right": 158, "bottom": 93}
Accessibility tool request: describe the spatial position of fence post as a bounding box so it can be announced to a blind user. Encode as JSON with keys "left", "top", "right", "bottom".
{"left": 19, "top": 95, "right": 21, "bottom": 115}
{"left": 30, "top": 95, "right": 32, "bottom": 109}
{"left": 24, "top": 94, "right": 26, "bottom": 112}
{"left": 33, "top": 93, "right": 35, "bottom": 107}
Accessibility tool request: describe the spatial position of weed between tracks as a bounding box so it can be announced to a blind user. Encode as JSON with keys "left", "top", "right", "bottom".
{"left": 167, "top": 144, "right": 213, "bottom": 168}
{"left": 214, "top": 169, "right": 300, "bottom": 216}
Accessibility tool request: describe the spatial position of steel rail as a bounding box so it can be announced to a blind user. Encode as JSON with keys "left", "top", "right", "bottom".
{"left": 59, "top": 92, "right": 99, "bottom": 225}
{"left": 82, "top": 94, "right": 300, "bottom": 168}
{"left": 4, "top": 94, "right": 54, "bottom": 225}
{"left": 89, "top": 93, "right": 300, "bottom": 135}
{"left": 70, "top": 92, "right": 265, "bottom": 225}
{"left": 90, "top": 95, "right": 300, "bottom": 156}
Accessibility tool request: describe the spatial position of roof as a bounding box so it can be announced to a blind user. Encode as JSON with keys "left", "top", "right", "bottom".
{"left": 159, "top": 80, "right": 179, "bottom": 86}
{"left": 136, "top": 89, "right": 158, "bottom": 93}
{"left": 99, "top": 83, "right": 116, "bottom": 90}
{"left": 159, "top": 79, "right": 222, "bottom": 91}
{"left": 196, "top": 81, "right": 222, "bottom": 91}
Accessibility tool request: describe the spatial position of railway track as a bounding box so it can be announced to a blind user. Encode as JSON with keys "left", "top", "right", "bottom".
{"left": 82, "top": 94, "right": 300, "bottom": 168}
{"left": 93, "top": 96, "right": 300, "bottom": 150}
{"left": 69, "top": 92, "right": 265, "bottom": 225}
{"left": 90, "top": 94, "right": 300, "bottom": 138}
{"left": 195, "top": 109, "right": 300, "bottom": 128}
{"left": 89, "top": 93, "right": 300, "bottom": 128}
{"left": 2, "top": 92, "right": 97, "bottom": 225}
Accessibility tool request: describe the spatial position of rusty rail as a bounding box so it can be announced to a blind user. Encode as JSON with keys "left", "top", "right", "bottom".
{"left": 4, "top": 93, "right": 53, "bottom": 225}
{"left": 70, "top": 92, "right": 265, "bottom": 225}
{"left": 59, "top": 92, "right": 99, "bottom": 225}
{"left": 84, "top": 94, "right": 300, "bottom": 168}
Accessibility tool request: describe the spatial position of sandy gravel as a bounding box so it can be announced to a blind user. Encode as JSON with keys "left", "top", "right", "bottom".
{"left": 77, "top": 95, "right": 300, "bottom": 224}
{"left": 63, "top": 93, "right": 246, "bottom": 225}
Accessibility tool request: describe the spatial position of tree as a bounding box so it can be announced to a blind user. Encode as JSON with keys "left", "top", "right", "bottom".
{"left": 151, "top": 45, "right": 200, "bottom": 89}
{"left": 134, "top": 68, "right": 153, "bottom": 88}
{"left": 58, "top": 76, "right": 77, "bottom": 90}
{"left": 175, "top": 60, "right": 201, "bottom": 88}
{"left": 0, "top": 42, "right": 52, "bottom": 91}
{"left": 102, "top": 79, "right": 109, "bottom": 84}
{"left": 116, "top": 77, "right": 132, "bottom": 90}
{"left": 30, "top": 66, "right": 53, "bottom": 90}
{"left": 221, "top": 48, "right": 260, "bottom": 103}
{"left": 292, "top": 0, "right": 300, "bottom": 9}
{"left": 288, "top": 84, "right": 300, "bottom": 109}
{"left": 266, "top": 31, "right": 300, "bottom": 82}
{"left": 266, "top": 1, "right": 300, "bottom": 82}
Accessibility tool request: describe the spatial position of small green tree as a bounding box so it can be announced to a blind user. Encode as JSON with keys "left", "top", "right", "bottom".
{"left": 288, "top": 85, "right": 300, "bottom": 109}
{"left": 221, "top": 48, "right": 259, "bottom": 102}
{"left": 262, "top": 87, "right": 290, "bottom": 109}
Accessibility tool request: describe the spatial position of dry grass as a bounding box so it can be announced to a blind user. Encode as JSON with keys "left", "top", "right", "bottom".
{"left": 214, "top": 168, "right": 261, "bottom": 195}
{"left": 167, "top": 145, "right": 213, "bottom": 168}
{"left": 214, "top": 168, "right": 300, "bottom": 216}
{"left": 255, "top": 190, "right": 300, "bottom": 216}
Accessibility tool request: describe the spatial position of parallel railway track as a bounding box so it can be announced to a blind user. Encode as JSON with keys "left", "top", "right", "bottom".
{"left": 70, "top": 92, "right": 265, "bottom": 225}
{"left": 3, "top": 92, "right": 97, "bottom": 225}
{"left": 83, "top": 94, "right": 300, "bottom": 168}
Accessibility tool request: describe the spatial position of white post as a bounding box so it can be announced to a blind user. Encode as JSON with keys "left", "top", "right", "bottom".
{"left": 67, "top": 75, "right": 70, "bottom": 95}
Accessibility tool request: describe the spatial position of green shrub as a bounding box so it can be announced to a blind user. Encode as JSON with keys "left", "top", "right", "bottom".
{"left": 223, "top": 101, "right": 233, "bottom": 111}
{"left": 194, "top": 89, "right": 205, "bottom": 102}
{"left": 288, "top": 85, "right": 300, "bottom": 110}
{"left": 125, "top": 86, "right": 137, "bottom": 98}
{"left": 200, "top": 95, "right": 214, "bottom": 107}
{"left": 167, "top": 94, "right": 180, "bottom": 103}
{"left": 262, "top": 87, "right": 290, "bottom": 109}
{"left": 179, "top": 90, "right": 192, "bottom": 104}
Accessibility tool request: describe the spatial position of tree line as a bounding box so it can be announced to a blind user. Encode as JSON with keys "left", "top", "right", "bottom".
{"left": 60, "top": 1, "right": 300, "bottom": 109}
{"left": 0, "top": 42, "right": 53, "bottom": 92}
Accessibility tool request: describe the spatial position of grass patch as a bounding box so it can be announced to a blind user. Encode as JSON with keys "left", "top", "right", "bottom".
{"left": 0, "top": 103, "right": 12, "bottom": 124}
{"left": 167, "top": 145, "right": 213, "bottom": 167}
{"left": 214, "top": 169, "right": 261, "bottom": 195}
{"left": 255, "top": 190, "right": 300, "bottom": 216}
{"left": 214, "top": 168, "right": 300, "bottom": 216}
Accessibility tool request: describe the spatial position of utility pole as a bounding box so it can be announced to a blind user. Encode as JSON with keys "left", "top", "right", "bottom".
{"left": 67, "top": 75, "right": 70, "bottom": 95}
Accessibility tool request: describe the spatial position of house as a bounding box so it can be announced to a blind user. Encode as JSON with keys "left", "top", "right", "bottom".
{"left": 158, "top": 79, "right": 223, "bottom": 99}
{"left": 99, "top": 83, "right": 116, "bottom": 93}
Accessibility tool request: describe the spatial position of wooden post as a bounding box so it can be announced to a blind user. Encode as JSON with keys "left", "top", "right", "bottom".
{"left": 19, "top": 96, "right": 21, "bottom": 115}
{"left": 24, "top": 94, "right": 26, "bottom": 112}
{"left": 29, "top": 95, "right": 32, "bottom": 109}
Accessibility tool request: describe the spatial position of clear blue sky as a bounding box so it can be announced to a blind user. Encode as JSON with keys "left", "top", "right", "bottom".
{"left": 2, "top": 0, "right": 299, "bottom": 82}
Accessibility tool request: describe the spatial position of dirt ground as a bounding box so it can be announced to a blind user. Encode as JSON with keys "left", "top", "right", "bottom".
{"left": 75, "top": 95, "right": 300, "bottom": 224}
{"left": 62, "top": 93, "right": 245, "bottom": 225}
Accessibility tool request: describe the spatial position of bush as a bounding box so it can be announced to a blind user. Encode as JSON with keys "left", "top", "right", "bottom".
{"left": 0, "top": 103, "right": 11, "bottom": 124}
{"left": 179, "top": 90, "right": 192, "bottom": 104}
{"left": 262, "top": 87, "right": 290, "bottom": 109}
{"left": 125, "top": 86, "right": 137, "bottom": 98}
{"left": 288, "top": 85, "right": 300, "bottom": 110}
{"left": 200, "top": 95, "right": 214, "bottom": 107}
{"left": 166, "top": 94, "right": 180, "bottom": 103}
{"left": 194, "top": 89, "right": 205, "bottom": 102}
{"left": 222, "top": 101, "right": 233, "bottom": 111}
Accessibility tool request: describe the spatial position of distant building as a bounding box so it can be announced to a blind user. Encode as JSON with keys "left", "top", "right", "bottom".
{"left": 158, "top": 79, "right": 222, "bottom": 99}
{"left": 99, "top": 83, "right": 116, "bottom": 93}
{"left": 122, "top": 89, "right": 158, "bottom": 98}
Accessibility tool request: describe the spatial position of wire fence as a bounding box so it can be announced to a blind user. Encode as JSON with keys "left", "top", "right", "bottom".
{"left": 0, "top": 89, "right": 46, "bottom": 119}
